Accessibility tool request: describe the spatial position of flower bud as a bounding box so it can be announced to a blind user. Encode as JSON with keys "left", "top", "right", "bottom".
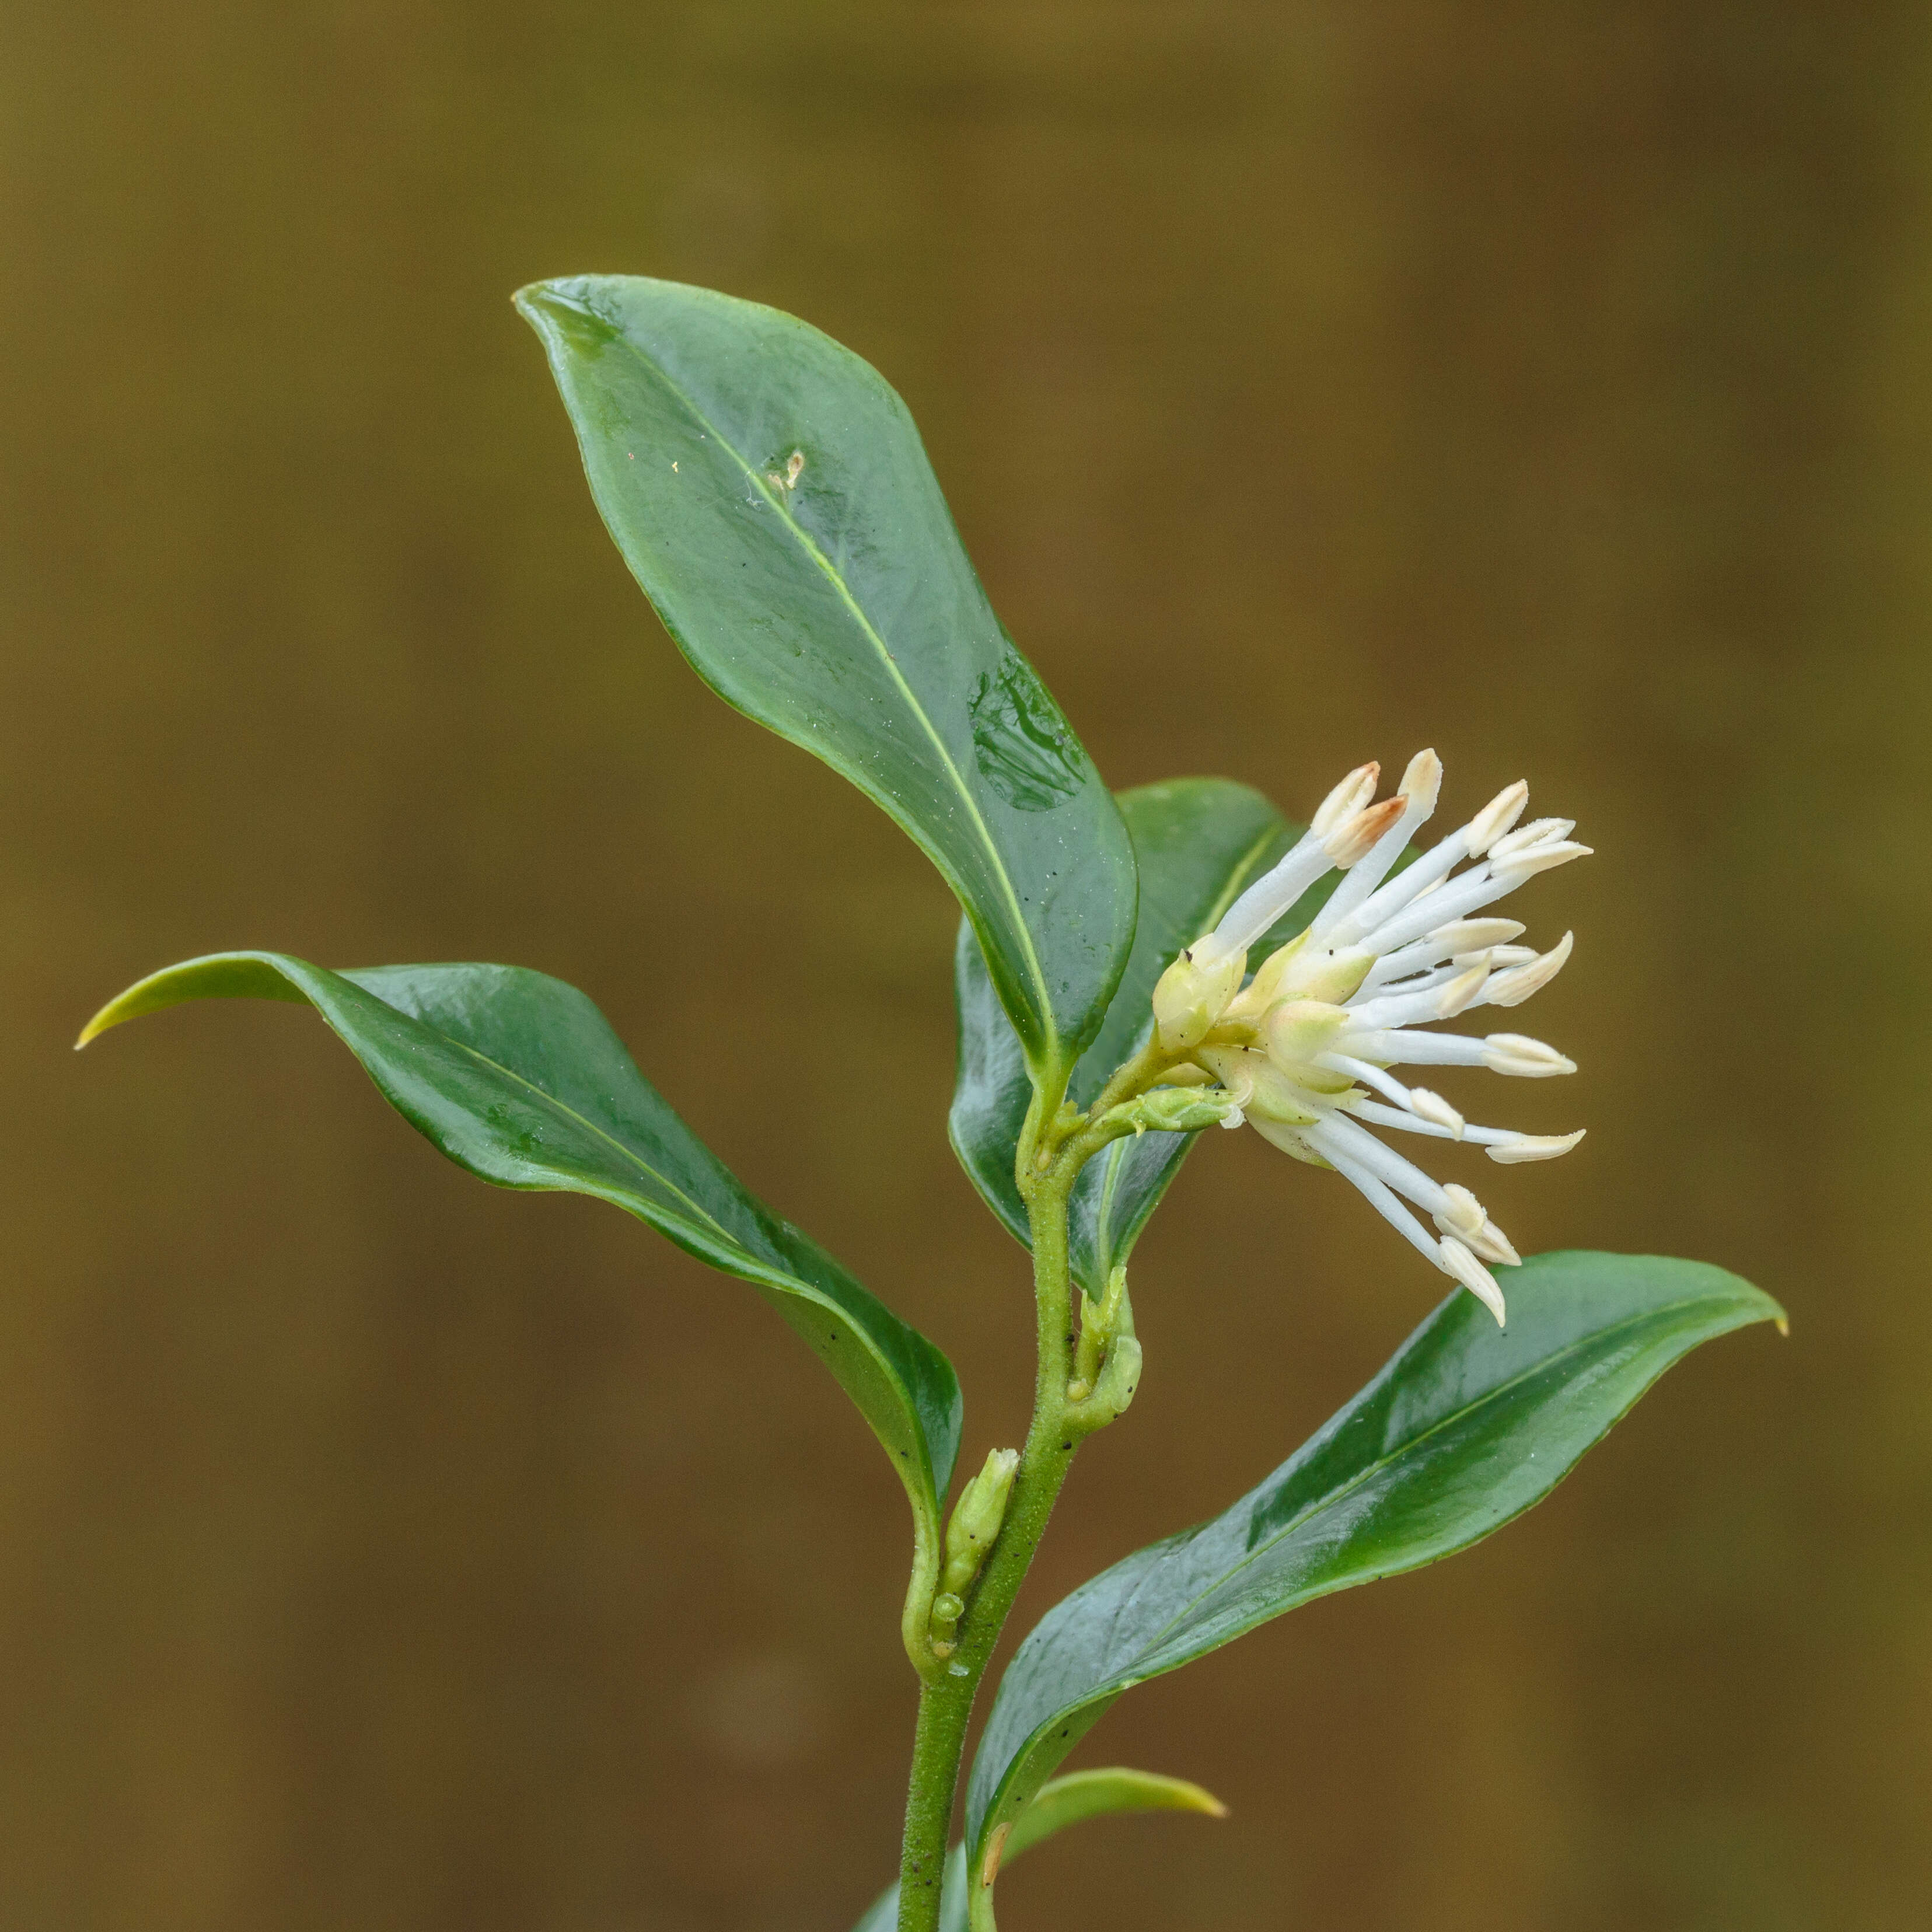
{"left": 1491, "top": 840, "right": 1591, "bottom": 881}
{"left": 1131, "top": 1084, "right": 1246, "bottom": 1133}
{"left": 1434, "top": 1182, "right": 1488, "bottom": 1238}
{"left": 1151, "top": 936, "right": 1246, "bottom": 1053}
{"left": 1490, "top": 816, "right": 1574, "bottom": 860}
{"left": 1433, "top": 963, "right": 1490, "bottom": 1018}
{"left": 1082, "top": 1333, "right": 1141, "bottom": 1425}
{"left": 1464, "top": 1218, "right": 1521, "bottom": 1267}
{"left": 1279, "top": 944, "right": 1374, "bottom": 1007}
{"left": 1067, "top": 1266, "right": 1142, "bottom": 1435}
{"left": 1072, "top": 1264, "right": 1134, "bottom": 1388}
{"left": 1239, "top": 931, "right": 1307, "bottom": 1011}
{"left": 1263, "top": 999, "right": 1350, "bottom": 1070}
{"left": 941, "top": 1448, "right": 1019, "bottom": 1598}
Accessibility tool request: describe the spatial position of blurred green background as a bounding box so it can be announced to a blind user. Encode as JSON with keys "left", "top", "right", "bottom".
{"left": 3, "top": 2, "right": 1926, "bottom": 1927}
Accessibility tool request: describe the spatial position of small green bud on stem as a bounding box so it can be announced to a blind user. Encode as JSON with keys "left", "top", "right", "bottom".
{"left": 928, "top": 1447, "right": 1019, "bottom": 1652}
{"left": 926, "top": 1591, "right": 966, "bottom": 1657}
{"left": 1094, "top": 1082, "right": 1243, "bottom": 1142}
{"left": 1065, "top": 1266, "right": 1142, "bottom": 1435}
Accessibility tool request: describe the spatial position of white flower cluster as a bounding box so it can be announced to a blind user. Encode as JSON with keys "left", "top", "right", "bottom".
{"left": 1151, "top": 751, "right": 1588, "bottom": 1325}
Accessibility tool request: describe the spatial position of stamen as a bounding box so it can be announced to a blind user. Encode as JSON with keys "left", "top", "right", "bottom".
{"left": 1311, "top": 1137, "right": 1449, "bottom": 1268}
{"left": 1491, "top": 840, "right": 1591, "bottom": 881}
{"left": 1438, "top": 1236, "right": 1508, "bottom": 1325}
{"left": 1310, "top": 762, "right": 1380, "bottom": 837}
{"left": 1489, "top": 816, "right": 1574, "bottom": 860}
{"left": 1463, "top": 1218, "right": 1521, "bottom": 1266}
{"left": 1482, "top": 1033, "right": 1577, "bottom": 1077}
{"left": 1407, "top": 1088, "right": 1466, "bottom": 1136}
{"left": 1323, "top": 796, "right": 1406, "bottom": 867}
{"left": 1209, "top": 830, "right": 1333, "bottom": 954}
{"left": 1312, "top": 752, "right": 1441, "bottom": 939}
{"left": 1434, "top": 1182, "right": 1488, "bottom": 1236}
{"left": 1466, "top": 781, "right": 1529, "bottom": 856}
{"left": 1360, "top": 919, "right": 1525, "bottom": 990}
{"left": 1306, "top": 1113, "right": 1454, "bottom": 1218}
{"left": 1483, "top": 1129, "right": 1586, "bottom": 1164}
{"left": 1481, "top": 931, "right": 1574, "bottom": 1008}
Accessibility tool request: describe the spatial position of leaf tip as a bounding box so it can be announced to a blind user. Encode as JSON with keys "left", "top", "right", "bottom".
{"left": 74, "top": 1002, "right": 119, "bottom": 1050}
{"left": 1147, "top": 1773, "right": 1228, "bottom": 1819}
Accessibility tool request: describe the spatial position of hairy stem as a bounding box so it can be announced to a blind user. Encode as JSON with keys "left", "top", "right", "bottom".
{"left": 895, "top": 1099, "right": 1084, "bottom": 1932}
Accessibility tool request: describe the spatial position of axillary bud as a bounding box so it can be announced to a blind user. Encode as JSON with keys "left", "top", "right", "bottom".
{"left": 940, "top": 1448, "right": 1019, "bottom": 1601}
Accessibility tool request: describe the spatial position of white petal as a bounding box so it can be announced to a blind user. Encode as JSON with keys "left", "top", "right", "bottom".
{"left": 1324, "top": 1055, "right": 1415, "bottom": 1108}
{"left": 1312, "top": 753, "right": 1442, "bottom": 938}
{"left": 1361, "top": 920, "right": 1525, "bottom": 990}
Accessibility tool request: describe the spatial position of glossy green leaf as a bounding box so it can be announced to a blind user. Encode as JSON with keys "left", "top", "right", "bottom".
{"left": 1004, "top": 1766, "right": 1226, "bottom": 1860}
{"left": 851, "top": 1767, "right": 1224, "bottom": 1932}
{"left": 516, "top": 275, "right": 1136, "bottom": 1073}
{"left": 951, "top": 778, "right": 1334, "bottom": 1291}
{"left": 79, "top": 953, "right": 962, "bottom": 1545}
{"left": 966, "top": 1252, "right": 1783, "bottom": 1873}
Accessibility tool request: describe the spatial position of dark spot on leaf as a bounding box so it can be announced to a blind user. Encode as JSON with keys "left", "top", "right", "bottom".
{"left": 969, "top": 652, "right": 1084, "bottom": 812}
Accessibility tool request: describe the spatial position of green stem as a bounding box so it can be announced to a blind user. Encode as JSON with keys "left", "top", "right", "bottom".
{"left": 895, "top": 1105, "right": 1083, "bottom": 1932}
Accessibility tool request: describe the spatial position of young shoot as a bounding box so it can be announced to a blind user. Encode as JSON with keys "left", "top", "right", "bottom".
{"left": 76, "top": 275, "right": 1783, "bottom": 1932}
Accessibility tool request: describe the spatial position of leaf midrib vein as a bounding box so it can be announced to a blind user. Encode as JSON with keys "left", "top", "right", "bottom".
{"left": 1052, "top": 1295, "right": 1728, "bottom": 1709}
{"left": 607, "top": 324, "right": 1058, "bottom": 1055}
{"left": 435, "top": 1030, "right": 739, "bottom": 1243}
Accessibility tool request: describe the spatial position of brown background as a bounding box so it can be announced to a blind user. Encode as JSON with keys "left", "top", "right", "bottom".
{"left": 2, "top": 4, "right": 1926, "bottom": 1928}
